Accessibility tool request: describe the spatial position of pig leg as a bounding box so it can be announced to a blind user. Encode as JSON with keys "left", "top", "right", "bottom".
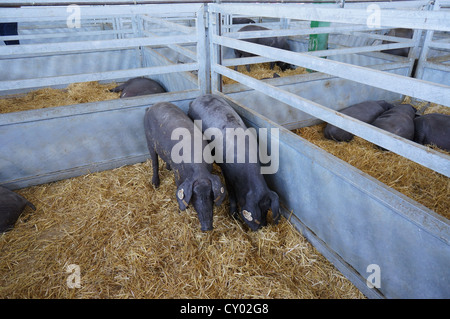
{"left": 146, "top": 139, "right": 160, "bottom": 188}
{"left": 150, "top": 150, "right": 160, "bottom": 188}
{"left": 226, "top": 183, "right": 238, "bottom": 219}
{"left": 150, "top": 153, "right": 160, "bottom": 188}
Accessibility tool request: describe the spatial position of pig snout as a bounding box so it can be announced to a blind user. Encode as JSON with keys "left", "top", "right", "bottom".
{"left": 191, "top": 178, "right": 216, "bottom": 232}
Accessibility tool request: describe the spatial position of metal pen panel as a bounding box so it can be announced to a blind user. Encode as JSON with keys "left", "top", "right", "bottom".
{"left": 213, "top": 35, "right": 450, "bottom": 106}
{"left": 213, "top": 63, "right": 450, "bottom": 178}
{"left": 219, "top": 93, "right": 450, "bottom": 299}
{"left": 210, "top": 3, "right": 450, "bottom": 31}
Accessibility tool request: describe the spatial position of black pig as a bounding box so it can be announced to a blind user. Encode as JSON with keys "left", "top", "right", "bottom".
{"left": 324, "top": 100, "right": 394, "bottom": 142}
{"left": 232, "top": 18, "right": 255, "bottom": 25}
{"left": 371, "top": 104, "right": 417, "bottom": 141}
{"left": 188, "top": 94, "right": 280, "bottom": 231}
{"left": 234, "top": 25, "right": 294, "bottom": 72}
{"left": 0, "top": 185, "right": 36, "bottom": 232}
{"left": 144, "top": 102, "right": 226, "bottom": 231}
{"left": 381, "top": 28, "right": 414, "bottom": 57}
{"left": 111, "top": 77, "right": 166, "bottom": 98}
{"left": 414, "top": 113, "right": 450, "bottom": 151}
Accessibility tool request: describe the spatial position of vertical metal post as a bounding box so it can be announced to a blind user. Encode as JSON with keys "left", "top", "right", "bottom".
{"left": 281, "top": 18, "right": 289, "bottom": 29}
{"left": 404, "top": 28, "right": 423, "bottom": 80}
{"left": 307, "top": 0, "right": 332, "bottom": 72}
{"left": 415, "top": 0, "right": 440, "bottom": 79}
{"left": 224, "top": 13, "right": 232, "bottom": 34}
{"left": 197, "top": 4, "right": 210, "bottom": 94}
{"left": 209, "top": 6, "right": 222, "bottom": 94}
{"left": 131, "top": 14, "right": 143, "bottom": 69}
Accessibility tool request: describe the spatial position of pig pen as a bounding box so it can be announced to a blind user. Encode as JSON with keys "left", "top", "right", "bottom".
{"left": 0, "top": 2, "right": 364, "bottom": 299}
{"left": 0, "top": 50, "right": 363, "bottom": 301}
{"left": 0, "top": 2, "right": 207, "bottom": 188}
{"left": 1, "top": 0, "right": 449, "bottom": 300}
{"left": 208, "top": 1, "right": 450, "bottom": 299}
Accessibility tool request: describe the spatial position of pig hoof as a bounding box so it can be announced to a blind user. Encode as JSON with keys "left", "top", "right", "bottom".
{"left": 152, "top": 179, "right": 160, "bottom": 188}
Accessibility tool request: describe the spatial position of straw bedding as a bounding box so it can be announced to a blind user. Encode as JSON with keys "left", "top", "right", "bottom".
{"left": 0, "top": 81, "right": 119, "bottom": 114}
{"left": 222, "top": 63, "right": 308, "bottom": 85}
{"left": 0, "top": 160, "right": 364, "bottom": 299}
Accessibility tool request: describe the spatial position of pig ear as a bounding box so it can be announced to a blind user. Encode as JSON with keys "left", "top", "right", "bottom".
{"left": 176, "top": 179, "right": 193, "bottom": 211}
{"left": 210, "top": 175, "right": 226, "bottom": 206}
{"left": 268, "top": 191, "right": 280, "bottom": 224}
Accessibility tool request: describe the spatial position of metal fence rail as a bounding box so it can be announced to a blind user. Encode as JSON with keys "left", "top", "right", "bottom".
{"left": 208, "top": 1, "right": 450, "bottom": 178}
{"left": 0, "top": 3, "right": 208, "bottom": 94}
{"left": 415, "top": 0, "right": 450, "bottom": 82}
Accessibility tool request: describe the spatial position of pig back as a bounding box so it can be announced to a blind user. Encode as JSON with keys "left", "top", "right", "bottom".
{"left": 144, "top": 102, "right": 211, "bottom": 167}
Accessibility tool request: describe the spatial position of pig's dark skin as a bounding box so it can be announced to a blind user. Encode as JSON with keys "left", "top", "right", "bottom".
{"left": 0, "top": 186, "right": 36, "bottom": 233}
{"left": 381, "top": 28, "right": 413, "bottom": 57}
{"left": 371, "top": 104, "right": 417, "bottom": 141}
{"left": 188, "top": 94, "right": 280, "bottom": 231}
{"left": 414, "top": 113, "right": 450, "bottom": 151}
{"left": 111, "top": 77, "right": 166, "bottom": 98}
{"left": 232, "top": 18, "right": 255, "bottom": 24}
{"left": 234, "top": 25, "right": 294, "bottom": 72}
{"left": 324, "top": 100, "right": 394, "bottom": 142}
{"left": 144, "top": 102, "right": 226, "bottom": 231}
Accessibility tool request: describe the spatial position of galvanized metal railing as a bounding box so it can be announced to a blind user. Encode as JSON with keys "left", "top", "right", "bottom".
{"left": 415, "top": 0, "right": 450, "bottom": 83}
{"left": 0, "top": 3, "right": 208, "bottom": 94}
{"left": 208, "top": 0, "right": 450, "bottom": 178}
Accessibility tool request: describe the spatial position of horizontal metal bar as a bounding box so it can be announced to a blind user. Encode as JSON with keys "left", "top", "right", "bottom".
{"left": 213, "top": 34, "right": 450, "bottom": 106}
{"left": 223, "top": 51, "right": 413, "bottom": 69}
{"left": 294, "top": 0, "right": 430, "bottom": 9}
{"left": 213, "top": 64, "right": 450, "bottom": 178}
{"left": 0, "top": 29, "right": 133, "bottom": 42}
{"left": 0, "top": 89, "right": 200, "bottom": 126}
{"left": 0, "top": 62, "right": 199, "bottom": 91}
{"left": 223, "top": 56, "right": 275, "bottom": 67}
{"left": 223, "top": 24, "right": 383, "bottom": 39}
{"left": 429, "top": 40, "right": 450, "bottom": 50}
{"left": 429, "top": 54, "right": 450, "bottom": 63}
{"left": 0, "top": 0, "right": 431, "bottom": 6}
{"left": 143, "top": 31, "right": 197, "bottom": 61}
{"left": 0, "top": 4, "right": 202, "bottom": 19}
{"left": 0, "top": 34, "right": 197, "bottom": 57}
{"left": 210, "top": 3, "right": 450, "bottom": 32}
{"left": 346, "top": 31, "right": 415, "bottom": 43}
{"left": 306, "top": 42, "right": 415, "bottom": 57}
{"left": 141, "top": 16, "right": 195, "bottom": 34}
{"left": 330, "top": 43, "right": 411, "bottom": 62}
{"left": 421, "top": 60, "right": 450, "bottom": 73}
